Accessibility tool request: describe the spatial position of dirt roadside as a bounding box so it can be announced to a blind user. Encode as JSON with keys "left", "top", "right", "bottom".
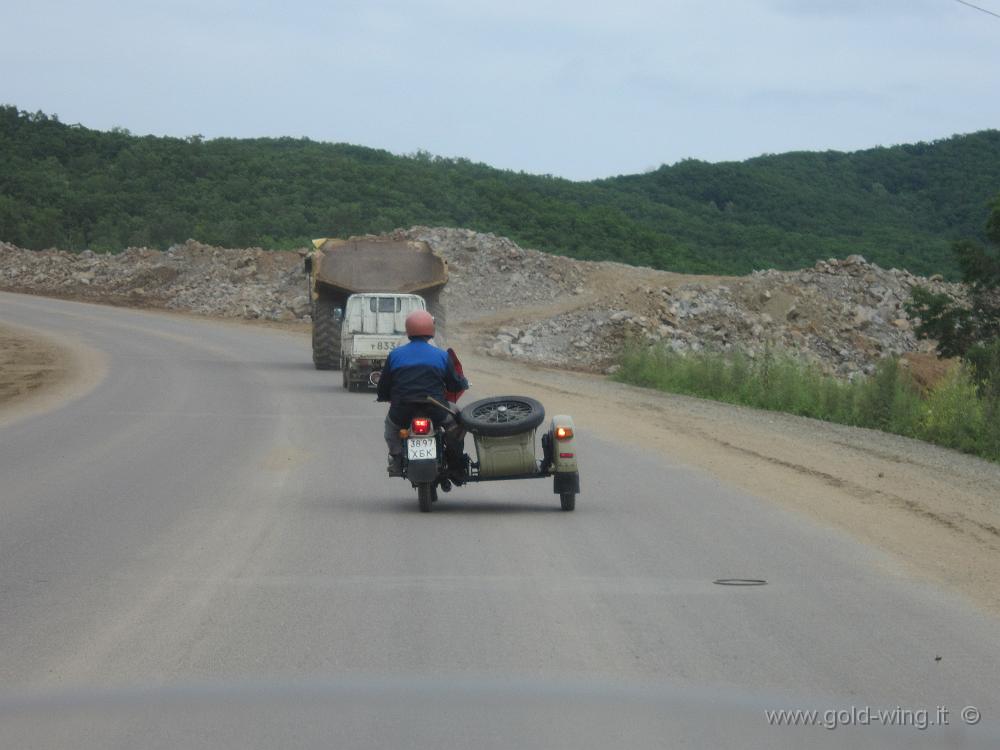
{"left": 0, "top": 321, "right": 107, "bottom": 426}
{"left": 0, "top": 323, "right": 70, "bottom": 407}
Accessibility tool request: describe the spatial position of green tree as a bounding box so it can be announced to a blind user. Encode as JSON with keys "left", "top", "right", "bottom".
{"left": 906, "top": 197, "right": 1000, "bottom": 360}
{"left": 3, "top": 104, "right": 1000, "bottom": 277}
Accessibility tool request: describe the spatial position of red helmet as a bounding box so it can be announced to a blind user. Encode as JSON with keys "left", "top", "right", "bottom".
{"left": 405, "top": 310, "right": 435, "bottom": 338}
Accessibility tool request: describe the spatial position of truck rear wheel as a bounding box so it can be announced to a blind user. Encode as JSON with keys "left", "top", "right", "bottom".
{"left": 312, "top": 297, "right": 342, "bottom": 370}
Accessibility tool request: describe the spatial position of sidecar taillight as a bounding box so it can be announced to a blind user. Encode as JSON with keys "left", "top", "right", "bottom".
{"left": 412, "top": 418, "right": 432, "bottom": 435}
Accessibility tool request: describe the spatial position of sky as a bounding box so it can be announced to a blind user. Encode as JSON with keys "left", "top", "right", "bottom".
{"left": 2, "top": 0, "right": 999, "bottom": 180}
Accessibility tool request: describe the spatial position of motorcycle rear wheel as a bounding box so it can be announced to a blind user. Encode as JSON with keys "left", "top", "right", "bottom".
{"left": 418, "top": 483, "right": 435, "bottom": 513}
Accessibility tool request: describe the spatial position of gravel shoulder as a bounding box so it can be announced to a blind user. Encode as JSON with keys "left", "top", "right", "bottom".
{"left": 0, "top": 317, "right": 107, "bottom": 427}
{"left": 451, "top": 330, "right": 1000, "bottom": 617}
{"left": 0, "top": 322, "right": 67, "bottom": 407}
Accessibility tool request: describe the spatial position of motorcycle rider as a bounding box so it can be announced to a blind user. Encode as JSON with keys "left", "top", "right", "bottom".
{"left": 376, "top": 310, "right": 469, "bottom": 478}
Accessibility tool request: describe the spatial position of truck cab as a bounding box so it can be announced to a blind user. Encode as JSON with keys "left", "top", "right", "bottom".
{"left": 340, "top": 293, "right": 427, "bottom": 390}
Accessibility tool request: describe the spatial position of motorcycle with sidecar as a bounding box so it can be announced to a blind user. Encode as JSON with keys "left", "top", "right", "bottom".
{"left": 398, "top": 394, "right": 580, "bottom": 513}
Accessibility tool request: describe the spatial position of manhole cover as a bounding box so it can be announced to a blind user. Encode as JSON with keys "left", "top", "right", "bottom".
{"left": 713, "top": 579, "right": 767, "bottom": 586}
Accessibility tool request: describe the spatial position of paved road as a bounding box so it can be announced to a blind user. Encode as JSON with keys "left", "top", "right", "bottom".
{"left": 1, "top": 292, "right": 998, "bottom": 748}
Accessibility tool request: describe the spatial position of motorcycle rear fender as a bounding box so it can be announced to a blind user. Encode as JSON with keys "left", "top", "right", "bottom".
{"left": 406, "top": 458, "right": 438, "bottom": 483}
{"left": 550, "top": 415, "right": 578, "bottom": 473}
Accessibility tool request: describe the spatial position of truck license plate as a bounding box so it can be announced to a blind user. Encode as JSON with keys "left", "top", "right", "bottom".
{"left": 407, "top": 437, "right": 437, "bottom": 460}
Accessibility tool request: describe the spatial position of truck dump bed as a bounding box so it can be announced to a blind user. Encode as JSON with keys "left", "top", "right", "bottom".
{"left": 307, "top": 237, "right": 450, "bottom": 369}
{"left": 312, "top": 239, "right": 447, "bottom": 297}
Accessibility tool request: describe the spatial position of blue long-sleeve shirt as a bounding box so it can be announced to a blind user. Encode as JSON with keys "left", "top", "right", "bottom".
{"left": 376, "top": 339, "right": 468, "bottom": 405}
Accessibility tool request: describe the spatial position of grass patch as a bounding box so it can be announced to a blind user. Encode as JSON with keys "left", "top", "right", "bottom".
{"left": 613, "top": 346, "right": 1000, "bottom": 463}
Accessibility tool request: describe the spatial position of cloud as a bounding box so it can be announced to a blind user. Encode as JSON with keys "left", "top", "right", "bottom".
{"left": 766, "top": 0, "right": 942, "bottom": 16}
{"left": 1, "top": 0, "right": 999, "bottom": 179}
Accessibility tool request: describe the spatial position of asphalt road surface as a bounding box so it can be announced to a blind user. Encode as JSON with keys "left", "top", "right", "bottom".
{"left": 1, "top": 292, "right": 998, "bottom": 749}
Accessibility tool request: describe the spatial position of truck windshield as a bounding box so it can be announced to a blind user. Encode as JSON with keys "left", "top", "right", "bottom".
{"left": 370, "top": 297, "right": 401, "bottom": 313}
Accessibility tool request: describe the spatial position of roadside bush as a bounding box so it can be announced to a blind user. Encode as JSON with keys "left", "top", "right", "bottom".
{"left": 614, "top": 345, "right": 999, "bottom": 463}
{"left": 966, "top": 340, "right": 1000, "bottom": 401}
{"left": 850, "top": 358, "right": 924, "bottom": 436}
{"left": 919, "top": 365, "right": 985, "bottom": 455}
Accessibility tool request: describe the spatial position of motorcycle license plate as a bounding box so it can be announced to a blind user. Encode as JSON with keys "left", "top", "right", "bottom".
{"left": 407, "top": 437, "right": 437, "bottom": 460}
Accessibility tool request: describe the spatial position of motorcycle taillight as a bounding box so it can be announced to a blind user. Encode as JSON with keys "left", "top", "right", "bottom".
{"left": 411, "top": 418, "right": 432, "bottom": 435}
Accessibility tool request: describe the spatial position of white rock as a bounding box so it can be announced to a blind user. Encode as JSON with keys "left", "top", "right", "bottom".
{"left": 491, "top": 340, "right": 512, "bottom": 356}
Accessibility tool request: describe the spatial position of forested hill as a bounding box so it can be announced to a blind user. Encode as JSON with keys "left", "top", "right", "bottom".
{"left": 2, "top": 105, "right": 999, "bottom": 277}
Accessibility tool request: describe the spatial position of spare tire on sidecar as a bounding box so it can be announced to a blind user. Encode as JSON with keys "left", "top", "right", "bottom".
{"left": 459, "top": 395, "right": 545, "bottom": 436}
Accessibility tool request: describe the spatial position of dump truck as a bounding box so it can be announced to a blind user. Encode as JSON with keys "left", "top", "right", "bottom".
{"left": 304, "top": 238, "right": 449, "bottom": 371}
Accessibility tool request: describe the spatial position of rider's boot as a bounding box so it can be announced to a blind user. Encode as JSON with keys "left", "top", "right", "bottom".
{"left": 446, "top": 450, "right": 468, "bottom": 485}
{"left": 386, "top": 453, "right": 403, "bottom": 477}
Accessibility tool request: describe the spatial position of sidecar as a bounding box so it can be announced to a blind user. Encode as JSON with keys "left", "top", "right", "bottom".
{"left": 458, "top": 395, "right": 580, "bottom": 511}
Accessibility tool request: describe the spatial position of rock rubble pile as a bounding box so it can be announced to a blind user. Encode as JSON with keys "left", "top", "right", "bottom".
{"left": 386, "top": 226, "right": 588, "bottom": 319}
{"left": 0, "top": 240, "right": 310, "bottom": 321}
{"left": 0, "top": 230, "right": 963, "bottom": 379}
{"left": 492, "top": 254, "right": 963, "bottom": 378}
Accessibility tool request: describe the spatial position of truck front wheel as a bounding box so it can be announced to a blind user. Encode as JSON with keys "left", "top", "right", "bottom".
{"left": 312, "top": 297, "right": 342, "bottom": 370}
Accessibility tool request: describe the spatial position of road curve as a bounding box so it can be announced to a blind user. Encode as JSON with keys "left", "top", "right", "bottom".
{"left": 1, "top": 292, "right": 998, "bottom": 749}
